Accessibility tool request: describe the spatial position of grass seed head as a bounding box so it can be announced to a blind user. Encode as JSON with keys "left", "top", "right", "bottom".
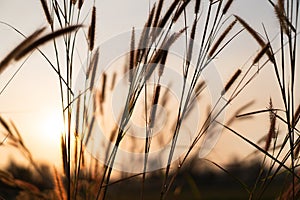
{"left": 88, "top": 6, "right": 96, "bottom": 51}
{"left": 221, "top": 69, "right": 241, "bottom": 95}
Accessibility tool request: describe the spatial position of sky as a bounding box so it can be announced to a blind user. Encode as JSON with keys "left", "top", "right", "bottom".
{"left": 0, "top": 0, "right": 298, "bottom": 171}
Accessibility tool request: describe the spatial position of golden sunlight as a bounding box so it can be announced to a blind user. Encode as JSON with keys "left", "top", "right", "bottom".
{"left": 40, "top": 109, "right": 64, "bottom": 143}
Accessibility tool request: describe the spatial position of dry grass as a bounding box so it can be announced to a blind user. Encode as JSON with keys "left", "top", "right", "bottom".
{"left": 0, "top": 0, "right": 299, "bottom": 200}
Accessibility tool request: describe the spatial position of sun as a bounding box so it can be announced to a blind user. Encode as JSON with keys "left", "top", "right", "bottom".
{"left": 40, "top": 109, "right": 65, "bottom": 143}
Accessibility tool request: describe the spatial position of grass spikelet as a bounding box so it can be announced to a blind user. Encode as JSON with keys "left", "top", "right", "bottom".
{"left": 265, "top": 98, "right": 276, "bottom": 151}
{"left": 136, "top": 4, "right": 156, "bottom": 64}
{"left": 153, "top": 0, "right": 164, "bottom": 27}
{"left": 158, "top": 0, "right": 180, "bottom": 28}
{"left": 221, "top": 69, "right": 241, "bottom": 95}
{"left": 158, "top": 50, "right": 168, "bottom": 77}
{"left": 0, "top": 116, "right": 12, "bottom": 134}
{"left": 110, "top": 72, "right": 117, "bottom": 90}
{"left": 209, "top": 19, "right": 237, "bottom": 58}
{"left": 277, "top": 0, "right": 284, "bottom": 9}
{"left": 54, "top": 167, "right": 66, "bottom": 200}
{"left": 274, "top": 3, "right": 296, "bottom": 34}
{"left": 0, "top": 27, "right": 46, "bottom": 74}
{"left": 61, "top": 135, "right": 68, "bottom": 176}
{"left": 146, "top": 29, "right": 185, "bottom": 80}
{"left": 222, "top": 0, "right": 234, "bottom": 15}
{"left": 149, "top": 84, "right": 161, "bottom": 128}
{"left": 40, "top": 0, "right": 52, "bottom": 25}
{"left": 194, "top": 81, "right": 206, "bottom": 96}
{"left": 85, "top": 116, "right": 95, "bottom": 146}
{"left": 89, "top": 48, "right": 100, "bottom": 90}
{"left": 100, "top": 73, "right": 107, "bottom": 103}
{"left": 274, "top": 2, "right": 288, "bottom": 34}
{"left": 195, "top": 0, "right": 201, "bottom": 14}
{"left": 234, "top": 15, "right": 265, "bottom": 46}
{"left": 129, "top": 27, "right": 135, "bottom": 83}
{"left": 88, "top": 6, "right": 96, "bottom": 51}
{"left": 78, "top": 0, "right": 84, "bottom": 9}
{"left": 252, "top": 43, "right": 270, "bottom": 65}
{"left": 186, "top": 18, "right": 197, "bottom": 66}
{"left": 173, "top": 0, "right": 191, "bottom": 22}
{"left": 146, "top": 3, "right": 156, "bottom": 28}
{"left": 81, "top": 143, "right": 85, "bottom": 168}
{"left": 15, "top": 25, "right": 82, "bottom": 61}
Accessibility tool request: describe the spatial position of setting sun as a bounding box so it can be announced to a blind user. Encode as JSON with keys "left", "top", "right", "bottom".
{"left": 40, "top": 109, "right": 64, "bottom": 143}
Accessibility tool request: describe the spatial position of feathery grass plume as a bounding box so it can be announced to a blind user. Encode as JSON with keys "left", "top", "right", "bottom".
{"left": 235, "top": 15, "right": 275, "bottom": 63}
{"left": 89, "top": 48, "right": 100, "bottom": 90}
{"left": 190, "top": 17, "right": 197, "bottom": 40}
{"left": 153, "top": 0, "right": 164, "bottom": 28}
{"left": 195, "top": 0, "right": 201, "bottom": 14}
{"left": 10, "top": 121, "right": 24, "bottom": 146}
{"left": 275, "top": 1, "right": 288, "bottom": 34}
{"left": 129, "top": 27, "right": 135, "bottom": 83}
{"left": 208, "top": 19, "right": 237, "bottom": 57}
{"left": 222, "top": 0, "right": 234, "bottom": 15}
{"left": 0, "top": 116, "right": 12, "bottom": 134}
{"left": 234, "top": 15, "right": 265, "bottom": 46}
{"left": 87, "top": 47, "right": 99, "bottom": 77}
{"left": 252, "top": 43, "right": 270, "bottom": 65}
{"left": 277, "top": 0, "right": 284, "bottom": 9}
{"left": 194, "top": 80, "right": 206, "bottom": 96}
{"left": 293, "top": 104, "right": 300, "bottom": 127}
{"left": 221, "top": 69, "right": 241, "bottom": 95}
{"left": 146, "top": 28, "right": 186, "bottom": 80}
{"left": 0, "top": 27, "right": 46, "bottom": 74}
{"left": 158, "top": 0, "right": 180, "bottom": 28}
{"left": 88, "top": 6, "right": 96, "bottom": 51}
{"left": 135, "top": 4, "right": 156, "bottom": 64}
{"left": 161, "top": 84, "right": 170, "bottom": 107}
{"left": 173, "top": 0, "right": 191, "bottom": 22}
{"left": 274, "top": 3, "right": 296, "bottom": 34}
{"left": 265, "top": 98, "right": 277, "bottom": 151}
{"left": 146, "top": 3, "right": 156, "bottom": 28}
{"left": 61, "top": 135, "right": 68, "bottom": 176}
{"left": 100, "top": 73, "right": 107, "bottom": 103}
{"left": 281, "top": 175, "right": 300, "bottom": 200}
{"left": 81, "top": 144, "right": 85, "bottom": 168}
{"left": 54, "top": 167, "right": 66, "bottom": 200}
{"left": 40, "top": 0, "right": 52, "bottom": 25}
{"left": 110, "top": 72, "right": 117, "bottom": 90}
{"left": 15, "top": 25, "right": 82, "bottom": 61}
{"left": 84, "top": 117, "right": 95, "bottom": 149}
{"left": 78, "top": 0, "right": 84, "bottom": 9}
{"left": 158, "top": 50, "right": 168, "bottom": 77}
{"left": 149, "top": 84, "right": 161, "bottom": 128}
{"left": 186, "top": 18, "right": 197, "bottom": 66}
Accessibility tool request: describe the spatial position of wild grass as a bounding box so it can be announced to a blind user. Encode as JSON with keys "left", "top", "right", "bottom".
{"left": 0, "top": 0, "right": 299, "bottom": 199}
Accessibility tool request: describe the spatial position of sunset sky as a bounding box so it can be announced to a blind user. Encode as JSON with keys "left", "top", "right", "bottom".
{"left": 0, "top": 0, "right": 298, "bottom": 171}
